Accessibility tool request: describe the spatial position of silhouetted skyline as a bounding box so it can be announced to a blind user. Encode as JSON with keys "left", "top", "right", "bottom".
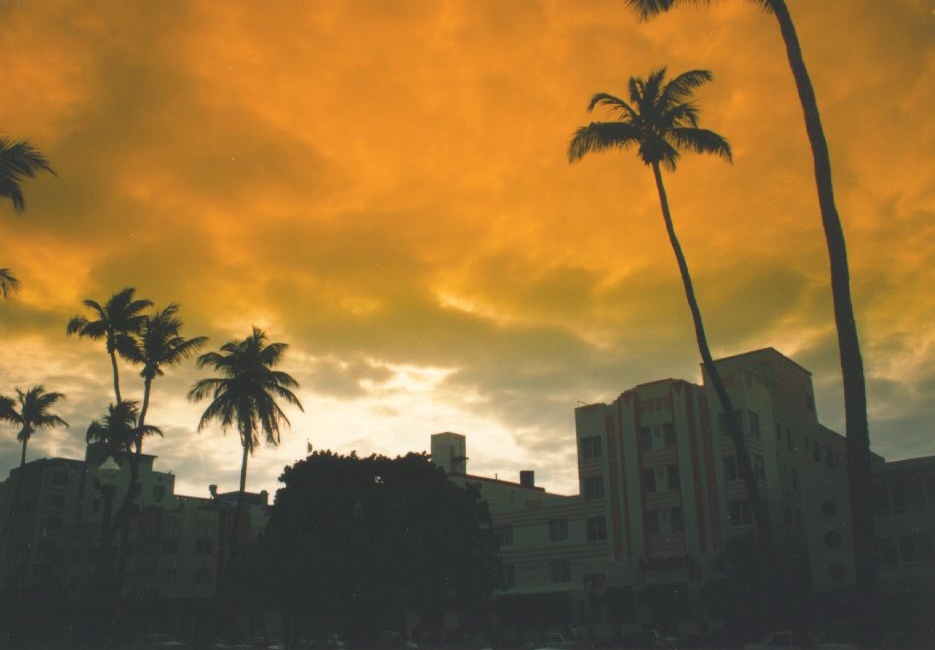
{"left": 0, "top": 1, "right": 932, "bottom": 499}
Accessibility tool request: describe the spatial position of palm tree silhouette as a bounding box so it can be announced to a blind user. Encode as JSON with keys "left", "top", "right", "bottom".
{"left": 0, "top": 386, "right": 68, "bottom": 467}
{"left": 0, "top": 268, "right": 18, "bottom": 299}
{"left": 66, "top": 287, "right": 153, "bottom": 403}
{"left": 86, "top": 400, "right": 162, "bottom": 459}
{"left": 625, "top": 0, "right": 878, "bottom": 619}
{"left": 568, "top": 67, "right": 768, "bottom": 542}
{"left": 189, "top": 327, "right": 303, "bottom": 497}
{"left": 120, "top": 304, "right": 207, "bottom": 454}
{"left": 0, "top": 137, "right": 54, "bottom": 214}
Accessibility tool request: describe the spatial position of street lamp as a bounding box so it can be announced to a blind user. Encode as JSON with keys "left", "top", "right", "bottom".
{"left": 94, "top": 456, "right": 121, "bottom": 645}
{"left": 97, "top": 456, "right": 120, "bottom": 544}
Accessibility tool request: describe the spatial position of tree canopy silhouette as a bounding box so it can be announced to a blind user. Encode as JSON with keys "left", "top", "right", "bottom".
{"left": 0, "top": 268, "right": 19, "bottom": 299}
{"left": 568, "top": 68, "right": 769, "bottom": 542}
{"left": 624, "top": 0, "right": 878, "bottom": 638}
{"left": 0, "top": 386, "right": 68, "bottom": 467}
{"left": 0, "top": 137, "right": 54, "bottom": 214}
{"left": 86, "top": 400, "right": 162, "bottom": 460}
{"left": 254, "top": 451, "right": 498, "bottom": 635}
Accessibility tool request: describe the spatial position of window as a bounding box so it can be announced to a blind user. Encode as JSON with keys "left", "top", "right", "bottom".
{"left": 153, "top": 486, "right": 166, "bottom": 501}
{"left": 162, "top": 538, "right": 180, "bottom": 555}
{"left": 776, "top": 423, "right": 782, "bottom": 440}
{"left": 493, "top": 525, "right": 514, "bottom": 546}
{"left": 727, "top": 500, "right": 754, "bottom": 527}
{"left": 898, "top": 534, "right": 934, "bottom": 565}
{"left": 748, "top": 411, "right": 761, "bottom": 438}
{"left": 644, "top": 468, "right": 657, "bottom": 493}
{"left": 644, "top": 511, "right": 660, "bottom": 536}
{"left": 195, "top": 539, "right": 214, "bottom": 555}
{"left": 551, "top": 560, "right": 571, "bottom": 583}
{"left": 549, "top": 518, "right": 569, "bottom": 542}
{"left": 874, "top": 484, "right": 891, "bottom": 516}
{"left": 723, "top": 456, "right": 738, "bottom": 481}
{"left": 718, "top": 410, "right": 741, "bottom": 438}
{"left": 583, "top": 477, "right": 604, "bottom": 501}
{"left": 878, "top": 538, "right": 898, "bottom": 570}
{"left": 43, "top": 494, "right": 65, "bottom": 508}
{"left": 892, "top": 481, "right": 926, "bottom": 514}
{"left": 640, "top": 426, "right": 653, "bottom": 451}
{"left": 786, "top": 428, "right": 793, "bottom": 451}
{"left": 194, "top": 569, "right": 212, "bottom": 586}
{"left": 669, "top": 508, "right": 684, "bottom": 533}
{"left": 752, "top": 454, "right": 766, "bottom": 481}
{"left": 586, "top": 517, "right": 607, "bottom": 542}
{"left": 662, "top": 422, "right": 676, "bottom": 447}
{"left": 580, "top": 436, "right": 603, "bottom": 460}
{"left": 498, "top": 564, "right": 515, "bottom": 589}
{"left": 666, "top": 465, "right": 680, "bottom": 490}
{"left": 161, "top": 568, "right": 177, "bottom": 585}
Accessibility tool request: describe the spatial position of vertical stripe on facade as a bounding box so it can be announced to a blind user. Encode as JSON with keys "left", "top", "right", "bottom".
{"left": 604, "top": 414, "right": 624, "bottom": 561}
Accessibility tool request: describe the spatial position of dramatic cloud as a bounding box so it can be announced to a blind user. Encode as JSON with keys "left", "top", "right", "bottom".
{"left": 1, "top": 0, "right": 932, "bottom": 496}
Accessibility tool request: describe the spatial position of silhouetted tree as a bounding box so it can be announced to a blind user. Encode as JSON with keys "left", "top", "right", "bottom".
{"left": 0, "top": 386, "right": 68, "bottom": 467}
{"left": 86, "top": 400, "right": 162, "bottom": 459}
{"left": 255, "top": 451, "right": 498, "bottom": 635}
{"left": 188, "top": 327, "right": 303, "bottom": 499}
{"left": 568, "top": 68, "right": 769, "bottom": 543}
{"left": 0, "top": 137, "right": 54, "bottom": 213}
{"left": 625, "top": 1, "right": 878, "bottom": 638}
{"left": 66, "top": 287, "right": 153, "bottom": 403}
{"left": 0, "top": 268, "right": 19, "bottom": 299}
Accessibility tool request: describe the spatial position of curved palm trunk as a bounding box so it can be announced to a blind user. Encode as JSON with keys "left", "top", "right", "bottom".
{"left": 769, "top": 0, "right": 878, "bottom": 636}
{"left": 651, "top": 162, "right": 770, "bottom": 544}
{"left": 108, "top": 345, "right": 122, "bottom": 404}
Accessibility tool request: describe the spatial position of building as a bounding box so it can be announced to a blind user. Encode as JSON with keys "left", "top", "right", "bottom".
{"left": 432, "top": 348, "right": 870, "bottom": 635}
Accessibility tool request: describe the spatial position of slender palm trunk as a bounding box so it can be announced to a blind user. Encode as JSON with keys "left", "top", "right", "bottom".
{"left": 137, "top": 376, "right": 153, "bottom": 455}
{"left": 651, "top": 162, "right": 770, "bottom": 544}
{"left": 108, "top": 345, "right": 122, "bottom": 404}
{"left": 19, "top": 437, "right": 27, "bottom": 467}
{"left": 769, "top": 0, "right": 878, "bottom": 638}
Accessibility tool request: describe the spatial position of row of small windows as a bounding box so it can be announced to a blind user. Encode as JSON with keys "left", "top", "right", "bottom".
{"left": 644, "top": 465, "right": 680, "bottom": 492}
{"left": 878, "top": 534, "right": 934, "bottom": 570}
{"left": 722, "top": 454, "right": 766, "bottom": 482}
{"left": 718, "top": 410, "right": 760, "bottom": 439}
{"left": 495, "top": 517, "right": 608, "bottom": 546}
{"left": 875, "top": 478, "right": 935, "bottom": 516}
{"left": 641, "top": 422, "right": 677, "bottom": 451}
{"left": 643, "top": 507, "right": 683, "bottom": 536}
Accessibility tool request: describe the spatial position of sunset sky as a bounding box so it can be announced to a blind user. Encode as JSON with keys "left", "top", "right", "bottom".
{"left": 1, "top": 0, "right": 932, "bottom": 498}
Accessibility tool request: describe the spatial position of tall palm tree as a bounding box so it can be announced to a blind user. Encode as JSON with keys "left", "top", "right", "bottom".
{"left": 0, "top": 137, "right": 54, "bottom": 214}
{"left": 66, "top": 287, "right": 153, "bottom": 403}
{"left": 188, "top": 327, "right": 303, "bottom": 497}
{"left": 86, "top": 400, "right": 162, "bottom": 459}
{"left": 625, "top": 0, "right": 878, "bottom": 627}
{"left": 568, "top": 68, "right": 769, "bottom": 542}
{"left": 0, "top": 268, "right": 19, "bottom": 299}
{"left": 0, "top": 386, "right": 68, "bottom": 467}
{"left": 120, "top": 304, "right": 207, "bottom": 454}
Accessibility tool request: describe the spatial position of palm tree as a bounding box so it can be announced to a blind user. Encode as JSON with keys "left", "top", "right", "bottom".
{"left": 188, "top": 327, "right": 303, "bottom": 496}
{"left": 0, "top": 268, "right": 19, "bottom": 299}
{"left": 120, "top": 304, "right": 207, "bottom": 454}
{"left": 0, "top": 137, "right": 54, "bottom": 214}
{"left": 625, "top": 0, "right": 878, "bottom": 628}
{"left": 86, "top": 400, "right": 162, "bottom": 459}
{"left": 66, "top": 287, "right": 153, "bottom": 403}
{"left": 568, "top": 67, "right": 769, "bottom": 542}
{"left": 0, "top": 386, "right": 68, "bottom": 467}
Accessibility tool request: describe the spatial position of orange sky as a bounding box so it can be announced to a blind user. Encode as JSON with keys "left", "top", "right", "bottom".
{"left": 1, "top": 0, "right": 933, "bottom": 497}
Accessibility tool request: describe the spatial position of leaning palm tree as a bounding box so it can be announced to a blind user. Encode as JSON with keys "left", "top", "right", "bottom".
{"left": 0, "top": 268, "right": 19, "bottom": 299}
{"left": 0, "top": 386, "right": 68, "bottom": 467}
{"left": 0, "top": 137, "right": 54, "bottom": 214}
{"left": 119, "top": 303, "right": 207, "bottom": 454}
{"left": 86, "top": 400, "right": 162, "bottom": 460}
{"left": 188, "top": 327, "right": 303, "bottom": 497}
{"left": 625, "top": 0, "right": 878, "bottom": 627}
{"left": 569, "top": 67, "right": 768, "bottom": 543}
{"left": 66, "top": 287, "right": 153, "bottom": 404}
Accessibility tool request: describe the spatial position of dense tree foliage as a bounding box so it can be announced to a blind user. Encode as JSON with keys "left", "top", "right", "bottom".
{"left": 254, "top": 451, "right": 498, "bottom": 635}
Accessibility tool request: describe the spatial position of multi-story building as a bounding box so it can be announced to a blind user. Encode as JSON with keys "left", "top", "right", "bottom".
{"left": 432, "top": 348, "right": 867, "bottom": 635}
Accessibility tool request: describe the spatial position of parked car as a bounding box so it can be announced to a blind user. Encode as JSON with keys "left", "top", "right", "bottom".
{"left": 744, "top": 631, "right": 857, "bottom": 650}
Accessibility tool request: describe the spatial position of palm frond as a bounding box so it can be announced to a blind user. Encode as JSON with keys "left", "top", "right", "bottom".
{"left": 0, "top": 268, "right": 20, "bottom": 298}
{"left": 668, "top": 127, "right": 733, "bottom": 162}
{"left": 568, "top": 123, "right": 641, "bottom": 163}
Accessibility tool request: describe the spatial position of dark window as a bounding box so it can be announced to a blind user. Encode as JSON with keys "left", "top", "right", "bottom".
{"left": 879, "top": 538, "right": 898, "bottom": 570}
{"left": 898, "top": 534, "right": 934, "bottom": 565}
{"left": 874, "top": 484, "right": 891, "bottom": 516}
{"left": 161, "top": 568, "right": 177, "bottom": 585}
{"left": 193, "top": 569, "right": 212, "bottom": 585}
{"left": 776, "top": 423, "right": 782, "bottom": 440}
{"left": 748, "top": 411, "right": 760, "bottom": 438}
{"left": 580, "top": 436, "right": 603, "bottom": 460}
{"left": 786, "top": 428, "right": 793, "bottom": 451}
{"left": 727, "top": 501, "right": 754, "bottom": 527}
{"left": 723, "top": 456, "right": 738, "bottom": 481}
{"left": 153, "top": 486, "right": 166, "bottom": 501}
{"left": 195, "top": 539, "right": 214, "bottom": 555}
{"left": 718, "top": 410, "right": 742, "bottom": 438}
{"left": 662, "top": 422, "right": 676, "bottom": 447}
{"left": 640, "top": 426, "right": 653, "bottom": 451}
{"left": 644, "top": 469, "right": 657, "bottom": 493}
{"left": 549, "top": 518, "right": 568, "bottom": 542}
{"left": 586, "top": 517, "right": 607, "bottom": 542}
{"left": 551, "top": 559, "right": 571, "bottom": 583}
{"left": 162, "top": 538, "right": 180, "bottom": 555}
{"left": 499, "top": 564, "right": 515, "bottom": 589}
{"left": 583, "top": 477, "right": 604, "bottom": 501}
{"left": 670, "top": 508, "right": 684, "bottom": 533}
{"left": 752, "top": 454, "right": 766, "bottom": 481}
{"left": 644, "top": 511, "right": 660, "bottom": 536}
{"left": 493, "top": 525, "right": 513, "bottom": 546}
{"left": 43, "top": 494, "right": 65, "bottom": 508}
{"left": 666, "top": 465, "right": 680, "bottom": 490}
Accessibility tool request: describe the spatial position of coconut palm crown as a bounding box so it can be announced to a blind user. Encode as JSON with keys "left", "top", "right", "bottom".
{"left": 86, "top": 400, "right": 162, "bottom": 459}
{"left": 0, "top": 137, "right": 55, "bottom": 213}
{"left": 188, "top": 327, "right": 303, "bottom": 495}
{"left": 1, "top": 386, "right": 68, "bottom": 467}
